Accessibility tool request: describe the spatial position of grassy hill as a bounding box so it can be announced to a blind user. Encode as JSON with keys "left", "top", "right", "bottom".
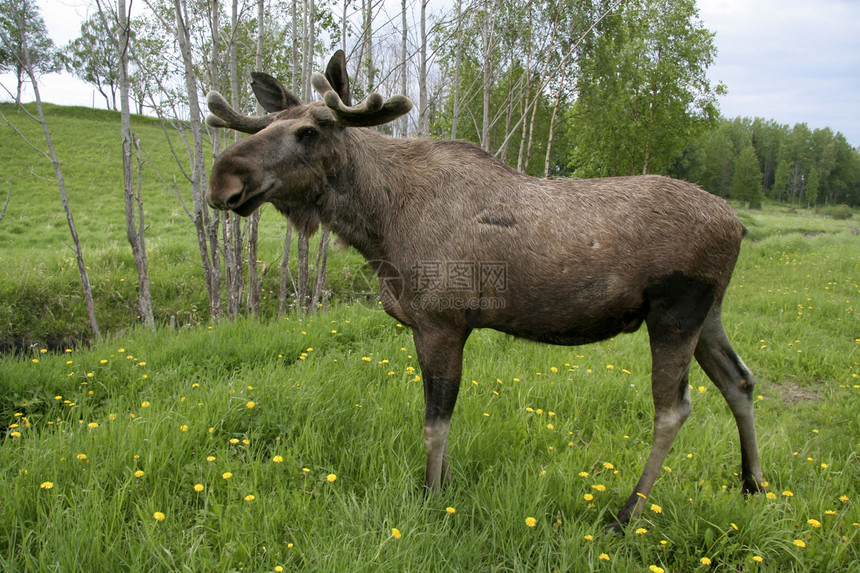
{"left": 0, "top": 103, "right": 362, "bottom": 349}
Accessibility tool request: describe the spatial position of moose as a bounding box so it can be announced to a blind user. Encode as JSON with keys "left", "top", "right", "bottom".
{"left": 205, "top": 51, "right": 764, "bottom": 530}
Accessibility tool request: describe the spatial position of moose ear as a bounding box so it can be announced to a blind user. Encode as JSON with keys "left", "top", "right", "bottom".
{"left": 250, "top": 72, "right": 301, "bottom": 112}
{"left": 325, "top": 50, "right": 351, "bottom": 106}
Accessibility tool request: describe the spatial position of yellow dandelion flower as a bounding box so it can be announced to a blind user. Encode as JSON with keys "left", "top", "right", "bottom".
{"left": 153, "top": 511, "right": 165, "bottom": 522}
{"left": 87, "top": 422, "right": 99, "bottom": 428}
{"left": 584, "top": 493, "right": 594, "bottom": 501}
{"left": 222, "top": 472, "right": 233, "bottom": 480}
{"left": 752, "top": 555, "right": 763, "bottom": 563}
{"left": 584, "top": 534, "right": 593, "bottom": 541}
{"left": 326, "top": 473, "right": 337, "bottom": 482}
{"left": 275, "top": 567, "right": 284, "bottom": 572}
{"left": 446, "top": 507, "right": 456, "bottom": 514}
{"left": 10, "top": 431, "right": 21, "bottom": 438}
{"left": 599, "top": 553, "right": 610, "bottom": 561}
{"left": 76, "top": 454, "right": 87, "bottom": 461}
{"left": 246, "top": 401, "right": 256, "bottom": 409}
{"left": 839, "top": 495, "right": 850, "bottom": 502}
{"left": 392, "top": 528, "right": 402, "bottom": 539}
{"left": 649, "top": 566, "right": 664, "bottom": 573}
{"left": 272, "top": 455, "right": 284, "bottom": 463}
{"left": 244, "top": 494, "right": 256, "bottom": 501}
{"left": 194, "top": 483, "right": 204, "bottom": 492}
{"left": 637, "top": 492, "right": 647, "bottom": 499}
{"left": 40, "top": 481, "right": 54, "bottom": 489}
{"left": 603, "top": 462, "right": 615, "bottom": 469}
{"left": 807, "top": 519, "right": 821, "bottom": 528}
{"left": 635, "top": 528, "right": 648, "bottom": 535}
{"left": 180, "top": 424, "right": 188, "bottom": 432}
{"left": 525, "top": 516, "right": 537, "bottom": 527}
{"left": 141, "top": 401, "right": 150, "bottom": 408}
{"left": 650, "top": 504, "right": 662, "bottom": 514}
{"left": 793, "top": 539, "right": 806, "bottom": 548}
{"left": 579, "top": 471, "right": 589, "bottom": 478}
{"left": 782, "top": 490, "right": 794, "bottom": 497}
{"left": 206, "top": 455, "right": 216, "bottom": 462}
{"left": 825, "top": 510, "right": 836, "bottom": 515}
{"left": 134, "top": 470, "right": 145, "bottom": 478}
{"left": 592, "top": 484, "right": 606, "bottom": 492}
{"left": 766, "top": 491, "right": 777, "bottom": 500}
{"left": 700, "top": 557, "right": 712, "bottom": 565}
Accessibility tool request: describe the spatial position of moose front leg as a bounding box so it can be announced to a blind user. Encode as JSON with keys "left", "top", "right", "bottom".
{"left": 413, "top": 325, "right": 470, "bottom": 492}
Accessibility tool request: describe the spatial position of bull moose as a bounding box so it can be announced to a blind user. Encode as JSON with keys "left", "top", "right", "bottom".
{"left": 205, "top": 50, "right": 764, "bottom": 530}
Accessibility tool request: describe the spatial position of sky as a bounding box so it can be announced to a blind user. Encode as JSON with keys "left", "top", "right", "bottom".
{"left": 3, "top": 0, "right": 859, "bottom": 147}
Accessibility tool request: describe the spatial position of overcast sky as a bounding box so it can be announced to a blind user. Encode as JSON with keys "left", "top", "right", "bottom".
{"left": 3, "top": 0, "right": 859, "bottom": 147}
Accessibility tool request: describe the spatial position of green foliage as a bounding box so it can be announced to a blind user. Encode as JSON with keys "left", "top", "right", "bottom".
{"left": 817, "top": 205, "right": 853, "bottom": 220}
{"left": 62, "top": 15, "right": 120, "bottom": 110}
{"left": 0, "top": 0, "right": 61, "bottom": 101}
{"left": 674, "top": 118, "right": 860, "bottom": 206}
{"left": 1, "top": 214, "right": 859, "bottom": 571}
{"left": 569, "top": 0, "right": 720, "bottom": 177}
{"left": 731, "top": 144, "right": 763, "bottom": 206}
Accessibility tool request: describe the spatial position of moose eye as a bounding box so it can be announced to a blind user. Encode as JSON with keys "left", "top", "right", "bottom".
{"left": 296, "top": 126, "right": 319, "bottom": 144}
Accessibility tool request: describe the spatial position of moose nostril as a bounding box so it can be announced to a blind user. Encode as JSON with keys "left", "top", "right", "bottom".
{"left": 225, "top": 190, "right": 244, "bottom": 209}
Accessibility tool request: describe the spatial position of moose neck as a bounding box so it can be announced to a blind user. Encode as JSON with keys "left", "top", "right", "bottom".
{"left": 320, "top": 128, "right": 420, "bottom": 263}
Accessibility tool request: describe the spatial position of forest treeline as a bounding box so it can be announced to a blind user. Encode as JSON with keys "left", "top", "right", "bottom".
{"left": 2, "top": 0, "right": 858, "bottom": 334}
{"left": 4, "top": 0, "right": 857, "bottom": 207}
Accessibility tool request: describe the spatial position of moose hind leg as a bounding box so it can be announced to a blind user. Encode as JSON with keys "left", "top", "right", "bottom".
{"left": 611, "top": 332, "right": 698, "bottom": 530}
{"left": 611, "top": 275, "right": 713, "bottom": 530}
{"left": 694, "top": 304, "right": 764, "bottom": 494}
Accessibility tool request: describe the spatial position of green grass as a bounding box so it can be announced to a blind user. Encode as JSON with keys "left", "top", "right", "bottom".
{"left": 1, "top": 104, "right": 859, "bottom": 571}
{"left": 1, "top": 227, "right": 858, "bottom": 571}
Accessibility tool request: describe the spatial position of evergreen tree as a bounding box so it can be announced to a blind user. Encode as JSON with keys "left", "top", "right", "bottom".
{"left": 772, "top": 159, "right": 790, "bottom": 203}
{"left": 731, "top": 145, "right": 763, "bottom": 207}
{"left": 806, "top": 168, "right": 819, "bottom": 207}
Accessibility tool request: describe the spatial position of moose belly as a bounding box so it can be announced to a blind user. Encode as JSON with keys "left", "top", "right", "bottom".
{"left": 486, "top": 303, "right": 646, "bottom": 346}
{"left": 466, "top": 283, "right": 648, "bottom": 346}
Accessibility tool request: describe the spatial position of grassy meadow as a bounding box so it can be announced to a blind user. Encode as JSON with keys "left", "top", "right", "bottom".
{"left": 1, "top": 104, "right": 859, "bottom": 571}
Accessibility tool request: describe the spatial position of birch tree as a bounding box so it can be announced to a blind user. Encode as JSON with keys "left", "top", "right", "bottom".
{"left": 171, "top": 0, "right": 222, "bottom": 320}
{"left": 0, "top": 0, "right": 100, "bottom": 338}
{"left": 111, "top": 0, "right": 155, "bottom": 328}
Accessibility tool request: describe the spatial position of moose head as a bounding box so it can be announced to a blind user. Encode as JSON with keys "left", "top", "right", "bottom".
{"left": 206, "top": 51, "right": 412, "bottom": 219}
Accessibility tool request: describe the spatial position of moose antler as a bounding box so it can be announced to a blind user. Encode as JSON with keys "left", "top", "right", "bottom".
{"left": 311, "top": 73, "right": 413, "bottom": 128}
{"left": 205, "top": 90, "right": 278, "bottom": 134}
